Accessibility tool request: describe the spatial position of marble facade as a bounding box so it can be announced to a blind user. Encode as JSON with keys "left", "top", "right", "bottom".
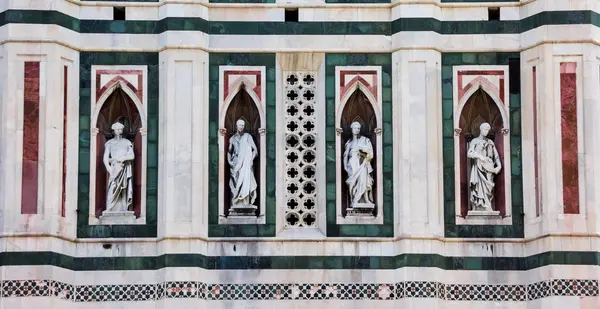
{"left": 0, "top": 0, "right": 599, "bottom": 308}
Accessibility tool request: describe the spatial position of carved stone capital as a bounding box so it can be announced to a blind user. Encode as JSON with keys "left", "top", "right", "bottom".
{"left": 454, "top": 128, "right": 462, "bottom": 136}
{"left": 500, "top": 128, "right": 509, "bottom": 135}
{"left": 219, "top": 128, "right": 227, "bottom": 136}
{"left": 335, "top": 128, "right": 343, "bottom": 136}
{"left": 139, "top": 127, "right": 147, "bottom": 136}
{"left": 258, "top": 128, "right": 266, "bottom": 136}
{"left": 373, "top": 128, "right": 382, "bottom": 136}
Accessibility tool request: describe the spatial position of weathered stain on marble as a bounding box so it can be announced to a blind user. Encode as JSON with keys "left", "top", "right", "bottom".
{"left": 21, "top": 61, "right": 40, "bottom": 214}
{"left": 560, "top": 62, "right": 579, "bottom": 214}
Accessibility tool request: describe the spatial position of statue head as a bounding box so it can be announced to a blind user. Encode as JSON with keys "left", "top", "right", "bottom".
{"left": 236, "top": 119, "right": 245, "bottom": 133}
{"left": 111, "top": 121, "right": 125, "bottom": 137}
{"left": 479, "top": 122, "right": 491, "bottom": 137}
{"left": 350, "top": 122, "right": 362, "bottom": 136}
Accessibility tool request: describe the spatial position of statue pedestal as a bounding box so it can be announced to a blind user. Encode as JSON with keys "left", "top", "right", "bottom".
{"left": 466, "top": 210, "right": 501, "bottom": 220}
{"left": 99, "top": 211, "right": 136, "bottom": 225}
{"left": 229, "top": 204, "right": 257, "bottom": 217}
{"left": 346, "top": 203, "right": 375, "bottom": 217}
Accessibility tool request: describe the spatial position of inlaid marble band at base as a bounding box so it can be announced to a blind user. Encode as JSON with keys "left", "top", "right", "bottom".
{"left": 1, "top": 279, "right": 597, "bottom": 303}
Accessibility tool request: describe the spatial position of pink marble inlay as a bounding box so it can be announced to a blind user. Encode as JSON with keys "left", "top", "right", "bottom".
{"left": 62, "top": 65, "right": 68, "bottom": 217}
{"left": 339, "top": 71, "right": 378, "bottom": 102}
{"left": 560, "top": 62, "right": 579, "bottom": 214}
{"left": 223, "top": 71, "right": 262, "bottom": 102}
{"left": 533, "top": 66, "right": 541, "bottom": 217}
{"left": 21, "top": 62, "right": 40, "bottom": 214}
{"left": 96, "top": 76, "right": 139, "bottom": 104}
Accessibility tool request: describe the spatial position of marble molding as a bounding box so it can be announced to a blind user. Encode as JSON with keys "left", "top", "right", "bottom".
{"left": 452, "top": 65, "right": 512, "bottom": 226}
{"left": 335, "top": 66, "right": 384, "bottom": 225}
{"left": 218, "top": 66, "right": 267, "bottom": 225}
{"left": 89, "top": 65, "right": 148, "bottom": 226}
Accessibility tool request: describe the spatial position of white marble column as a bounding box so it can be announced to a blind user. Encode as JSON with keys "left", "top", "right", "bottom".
{"left": 393, "top": 50, "right": 444, "bottom": 238}
{"left": 158, "top": 49, "right": 209, "bottom": 238}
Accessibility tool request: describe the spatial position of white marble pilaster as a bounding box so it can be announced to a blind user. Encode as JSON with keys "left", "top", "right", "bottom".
{"left": 0, "top": 43, "right": 79, "bottom": 237}
{"left": 393, "top": 49, "right": 443, "bottom": 238}
{"left": 157, "top": 49, "right": 209, "bottom": 238}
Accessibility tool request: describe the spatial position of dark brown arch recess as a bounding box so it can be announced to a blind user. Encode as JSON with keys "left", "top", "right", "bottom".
{"left": 223, "top": 88, "right": 261, "bottom": 217}
{"left": 339, "top": 89, "right": 378, "bottom": 217}
{"left": 95, "top": 88, "right": 143, "bottom": 218}
{"left": 458, "top": 88, "right": 506, "bottom": 217}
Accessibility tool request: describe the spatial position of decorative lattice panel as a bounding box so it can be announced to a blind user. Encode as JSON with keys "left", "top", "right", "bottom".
{"left": 284, "top": 72, "right": 317, "bottom": 227}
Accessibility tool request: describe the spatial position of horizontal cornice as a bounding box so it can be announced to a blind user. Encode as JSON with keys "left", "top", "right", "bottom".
{"left": 0, "top": 9, "right": 598, "bottom": 35}
{"left": 0, "top": 250, "right": 598, "bottom": 271}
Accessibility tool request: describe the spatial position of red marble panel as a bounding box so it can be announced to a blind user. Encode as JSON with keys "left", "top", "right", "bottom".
{"left": 97, "top": 70, "right": 143, "bottom": 75}
{"left": 21, "top": 62, "right": 40, "bottom": 214}
{"left": 133, "top": 133, "right": 142, "bottom": 217}
{"left": 95, "top": 128, "right": 107, "bottom": 217}
{"left": 223, "top": 71, "right": 262, "bottom": 102}
{"left": 458, "top": 70, "right": 504, "bottom": 76}
{"left": 340, "top": 75, "right": 377, "bottom": 102}
{"left": 459, "top": 136, "right": 468, "bottom": 216}
{"left": 96, "top": 77, "right": 138, "bottom": 104}
{"left": 339, "top": 70, "right": 377, "bottom": 87}
{"left": 137, "top": 74, "right": 143, "bottom": 103}
{"left": 458, "top": 76, "right": 502, "bottom": 105}
{"left": 533, "top": 67, "right": 541, "bottom": 217}
{"left": 499, "top": 78, "right": 504, "bottom": 104}
{"left": 495, "top": 133, "right": 506, "bottom": 217}
{"left": 61, "top": 66, "right": 68, "bottom": 217}
{"left": 560, "top": 62, "right": 579, "bottom": 214}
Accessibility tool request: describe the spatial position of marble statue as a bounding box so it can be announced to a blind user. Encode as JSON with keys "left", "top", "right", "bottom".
{"left": 103, "top": 121, "right": 135, "bottom": 212}
{"left": 467, "top": 122, "right": 502, "bottom": 212}
{"left": 228, "top": 119, "right": 258, "bottom": 215}
{"left": 343, "top": 122, "right": 375, "bottom": 212}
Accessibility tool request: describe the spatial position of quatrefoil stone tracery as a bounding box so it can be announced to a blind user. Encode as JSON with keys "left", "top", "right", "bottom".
{"left": 284, "top": 72, "right": 317, "bottom": 228}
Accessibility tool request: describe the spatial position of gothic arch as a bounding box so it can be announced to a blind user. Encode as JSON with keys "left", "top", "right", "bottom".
{"left": 220, "top": 78, "right": 265, "bottom": 129}
{"left": 337, "top": 81, "right": 381, "bottom": 128}
{"left": 455, "top": 81, "right": 508, "bottom": 131}
{"left": 454, "top": 85, "right": 510, "bottom": 218}
{"left": 89, "top": 79, "right": 147, "bottom": 222}
{"left": 93, "top": 79, "right": 147, "bottom": 129}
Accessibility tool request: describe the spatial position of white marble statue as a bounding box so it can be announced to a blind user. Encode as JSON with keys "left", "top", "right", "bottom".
{"left": 467, "top": 122, "right": 502, "bottom": 212}
{"left": 103, "top": 121, "right": 135, "bottom": 212}
{"left": 343, "top": 122, "right": 375, "bottom": 210}
{"left": 228, "top": 119, "right": 258, "bottom": 213}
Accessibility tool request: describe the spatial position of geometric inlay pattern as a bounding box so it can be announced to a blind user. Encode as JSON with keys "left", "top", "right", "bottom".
{"left": 1, "top": 279, "right": 597, "bottom": 302}
{"left": 284, "top": 72, "right": 318, "bottom": 228}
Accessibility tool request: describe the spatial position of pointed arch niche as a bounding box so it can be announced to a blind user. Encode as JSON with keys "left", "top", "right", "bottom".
{"left": 335, "top": 67, "right": 383, "bottom": 225}
{"left": 453, "top": 66, "right": 512, "bottom": 225}
{"left": 89, "top": 66, "right": 148, "bottom": 225}
{"left": 218, "top": 66, "right": 266, "bottom": 225}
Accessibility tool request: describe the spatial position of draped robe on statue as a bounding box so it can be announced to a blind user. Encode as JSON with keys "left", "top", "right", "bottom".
{"left": 467, "top": 137, "right": 501, "bottom": 211}
{"left": 228, "top": 132, "right": 258, "bottom": 207}
{"left": 343, "top": 136, "right": 375, "bottom": 207}
{"left": 104, "top": 138, "right": 134, "bottom": 212}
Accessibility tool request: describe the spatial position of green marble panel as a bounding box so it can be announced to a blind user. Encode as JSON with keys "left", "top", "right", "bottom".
{"left": 0, "top": 250, "right": 598, "bottom": 271}
{"left": 208, "top": 53, "right": 276, "bottom": 237}
{"left": 2, "top": 10, "right": 599, "bottom": 35}
{"left": 77, "top": 52, "right": 159, "bottom": 238}
{"left": 325, "top": 53, "right": 394, "bottom": 237}
{"left": 441, "top": 53, "right": 523, "bottom": 238}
